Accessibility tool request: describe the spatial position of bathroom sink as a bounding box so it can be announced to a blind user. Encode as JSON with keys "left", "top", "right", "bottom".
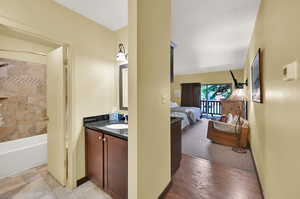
{"left": 105, "top": 124, "right": 128, "bottom": 130}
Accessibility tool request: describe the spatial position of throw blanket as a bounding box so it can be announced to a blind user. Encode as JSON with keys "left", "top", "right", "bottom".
{"left": 171, "top": 107, "right": 201, "bottom": 123}
{"left": 171, "top": 112, "right": 190, "bottom": 129}
{"left": 212, "top": 120, "right": 237, "bottom": 134}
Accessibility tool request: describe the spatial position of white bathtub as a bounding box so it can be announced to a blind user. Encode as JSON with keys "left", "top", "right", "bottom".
{"left": 0, "top": 134, "right": 47, "bottom": 179}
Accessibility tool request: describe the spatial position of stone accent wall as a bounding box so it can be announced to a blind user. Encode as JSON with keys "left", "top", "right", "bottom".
{"left": 0, "top": 58, "right": 47, "bottom": 142}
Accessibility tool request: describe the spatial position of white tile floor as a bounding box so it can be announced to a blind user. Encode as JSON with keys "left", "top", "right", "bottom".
{"left": 0, "top": 165, "right": 112, "bottom": 199}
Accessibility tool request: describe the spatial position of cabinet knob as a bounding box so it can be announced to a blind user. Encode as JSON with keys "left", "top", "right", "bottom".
{"left": 98, "top": 136, "right": 102, "bottom": 140}
{"left": 103, "top": 137, "right": 107, "bottom": 142}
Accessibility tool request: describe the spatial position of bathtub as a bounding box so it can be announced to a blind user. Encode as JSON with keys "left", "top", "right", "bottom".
{"left": 0, "top": 134, "right": 47, "bottom": 179}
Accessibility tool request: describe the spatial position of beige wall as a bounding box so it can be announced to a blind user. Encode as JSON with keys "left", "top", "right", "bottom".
{"left": 116, "top": 26, "right": 129, "bottom": 52}
{"left": 171, "top": 69, "right": 244, "bottom": 104}
{"left": 0, "top": 0, "right": 117, "bottom": 187}
{"left": 245, "top": 0, "right": 300, "bottom": 198}
{"left": 129, "top": 0, "right": 171, "bottom": 198}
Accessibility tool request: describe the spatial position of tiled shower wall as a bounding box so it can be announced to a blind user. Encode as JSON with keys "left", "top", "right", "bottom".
{"left": 0, "top": 58, "right": 47, "bottom": 142}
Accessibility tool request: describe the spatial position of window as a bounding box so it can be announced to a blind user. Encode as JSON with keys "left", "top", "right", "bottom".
{"left": 201, "top": 84, "right": 232, "bottom": 116}
{"left": 201, "top": 84, "right": 232, "bottom": 101}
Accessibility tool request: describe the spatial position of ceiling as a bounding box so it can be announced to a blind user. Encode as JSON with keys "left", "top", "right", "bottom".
{"left": 54, "top": 0, "right": 260, "bottom": 74}
{"left": 172, "top": 0, "right": 261, "bottom": 74}
{"left": 54, "top": 0, "right": 128, "bottom": 31}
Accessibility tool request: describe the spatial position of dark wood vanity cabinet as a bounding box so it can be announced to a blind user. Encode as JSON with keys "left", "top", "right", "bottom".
{"left": 85, "top": 128, "right": 104, "bottom": 188}
{"left": 171, "top": 119, "right": 182, "bottom": 176}
{"left": 85, "top": 129, "right": 128, "bottom": 199}
{"left": 85, "top": 120, "right": 181, "bottom": 198}
{"left": 104, "top": 135, "right": 128, "bottom": 199}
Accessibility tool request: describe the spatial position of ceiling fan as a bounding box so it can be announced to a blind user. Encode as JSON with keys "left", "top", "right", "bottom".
{"left": 229, "top": 70, "right": 248, "bottom": 89}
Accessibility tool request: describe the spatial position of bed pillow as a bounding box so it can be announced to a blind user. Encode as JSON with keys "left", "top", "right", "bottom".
{"left": 170, "top": 102, "right": 179, "bottom": 108}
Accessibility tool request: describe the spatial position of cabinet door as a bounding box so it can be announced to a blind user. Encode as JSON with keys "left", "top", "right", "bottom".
{"left": 104, "top": 135, "right": 128, "bottom": 199}
{"left": 85, "top": 129, "right": 104, "bottom": 188}
{"left": 171, "top": 120, "right": 182, "bottom": 176}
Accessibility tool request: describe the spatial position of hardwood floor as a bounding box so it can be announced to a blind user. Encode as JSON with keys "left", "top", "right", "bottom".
{"left": 162, "top": 154, "right": 263, "bottom": 199}
{"left": 182, "top": 119, "right": 255, "bottom": 172}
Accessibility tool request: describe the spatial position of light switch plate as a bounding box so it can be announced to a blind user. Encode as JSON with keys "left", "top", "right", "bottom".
{"left": 174, "top": 89, "right": 181, "bottom": 98}
{"left": 283, "top": 61, "right": 298, "bottom": 81}
{"left": 161, "top": 95, "right": 169, "bottom": 104}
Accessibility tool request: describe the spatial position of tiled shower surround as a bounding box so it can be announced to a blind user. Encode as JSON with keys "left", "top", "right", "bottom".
{"left": 0, "top": 58, "right": 47, "bottom": 142}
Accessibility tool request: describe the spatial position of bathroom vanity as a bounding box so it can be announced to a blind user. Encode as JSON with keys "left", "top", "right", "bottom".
{"left": 84, "top": 115, "right": 128, "bottom": 199}
{"left": 170, "top": 117, "right": 182, "bottom": 176}
{"left": 84, "top": 115, "right": 182, "bottom": 199}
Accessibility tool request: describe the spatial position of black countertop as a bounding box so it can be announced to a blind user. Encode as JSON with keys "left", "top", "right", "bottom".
{"left": 84, "top": 115, "right": 182, "bottom": 141}
{"left": 84, "top": 115, "right": 128, "bottom": 140}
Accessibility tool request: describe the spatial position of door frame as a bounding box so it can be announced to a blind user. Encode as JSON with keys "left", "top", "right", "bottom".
{"left": 0, "top": 16, "right": 76, "bottom": 188}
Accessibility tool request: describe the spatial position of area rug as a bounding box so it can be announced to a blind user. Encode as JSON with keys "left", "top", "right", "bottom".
{"left": 182, "top": 119, "right": 255, "bottom": 172}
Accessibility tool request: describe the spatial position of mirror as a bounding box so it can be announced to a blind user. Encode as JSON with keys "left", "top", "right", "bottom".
{"left": 119, "top": 64, "right": 128, "bottom": 110}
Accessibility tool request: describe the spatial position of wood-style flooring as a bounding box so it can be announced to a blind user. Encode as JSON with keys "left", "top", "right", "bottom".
{"left": 162, "top": 154, "right": 263, "bottom": 199}
{"left": 0, "top": 155, "right": 262, "bottom": 199}
{"left": 182, "top": 119, "right": 255, "bottom": 172}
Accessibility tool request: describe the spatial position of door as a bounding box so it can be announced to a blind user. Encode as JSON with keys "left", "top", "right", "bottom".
{"left": 85, "top": 129, "right": 104, "bottom": 188}
{"left": 47, "top": 47, "right": 67, "bottom": 185}
{"left": 181, "top": 83, "right": 201, "bottom": 107}
{"left": 104, "top": 135, "right": 128, "bottom": 199}
{"left": 181, "top": 84, "right": 193, "bottom": 106}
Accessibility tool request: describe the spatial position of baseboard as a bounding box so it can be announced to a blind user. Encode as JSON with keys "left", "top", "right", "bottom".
{"left": 249, "top": 148, "right": 265, "bottom": 199}
{"left": 76, "top": 176, "right": 89, "bottom": 187}
{"left": 158, "top": 180, "right": 173, "bottom": 199}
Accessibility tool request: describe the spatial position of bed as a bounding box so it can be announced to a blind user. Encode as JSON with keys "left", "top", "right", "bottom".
{"left": 170, "top": 102, "right": 201, "bottom": 123}
{"left": 170, "top": 111, "right": 190, "bottom": 129}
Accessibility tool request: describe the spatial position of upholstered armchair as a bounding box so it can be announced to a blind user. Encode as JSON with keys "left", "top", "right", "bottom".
{"left": 221, "top": 100, "right": 247, "bottom": 118}
{"left": 207, "top": 119, "right": 249, "bottom": 148}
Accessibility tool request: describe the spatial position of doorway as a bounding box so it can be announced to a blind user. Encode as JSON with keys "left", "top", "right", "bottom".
{"left": 0, "top": 22, "right": 71, "bottom": 186}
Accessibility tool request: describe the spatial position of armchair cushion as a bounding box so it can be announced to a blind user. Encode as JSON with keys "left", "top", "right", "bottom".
{"left": 207, "top": 120, "right": 250, "bottom": 148}
{"left": 212, "top": 120, "right": 236, "bottom": 134}
{"left": 211, "top": 117, "right": 249, "bottom": 134}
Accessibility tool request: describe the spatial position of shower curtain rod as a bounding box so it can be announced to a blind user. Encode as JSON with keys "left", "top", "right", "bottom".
{"left": 0, "top": 48, "right": 47, "bottom": 56}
